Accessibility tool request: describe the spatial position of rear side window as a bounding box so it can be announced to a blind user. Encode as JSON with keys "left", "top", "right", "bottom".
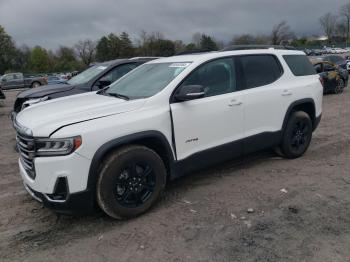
{"left": 240, "top": 55, "right": 283, "bottom": 89}
{"left": 283, "top": 55, "right": 316, "bottom": 76}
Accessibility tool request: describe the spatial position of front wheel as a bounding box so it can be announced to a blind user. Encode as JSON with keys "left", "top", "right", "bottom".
{"left": 278, "top": 111, "right": 312, "bottom": 159}
{"left": 97, "top": 145, "right": 166, "bottom": 219}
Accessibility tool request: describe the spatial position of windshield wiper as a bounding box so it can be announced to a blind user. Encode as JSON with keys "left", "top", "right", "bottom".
{"left": 107, "top": 92, "right": 130, "bottom": 100}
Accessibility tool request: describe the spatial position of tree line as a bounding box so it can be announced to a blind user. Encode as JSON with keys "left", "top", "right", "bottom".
{"left": 1, "top": 2, "right": 350, "bottom": 75}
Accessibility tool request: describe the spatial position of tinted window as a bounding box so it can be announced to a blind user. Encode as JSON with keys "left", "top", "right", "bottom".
{"left": 180, "top": 57, "right": 236, "bottom": 97}
{"left": 241, "top": 55, "right": 282, "bottom": 89}
{"left": 314, "top": 63, "right": 322, "bottom": 74}
{"left": 100, "top": 63, "right": 138, "bottom": 83}
{"left": 323, "top": 63, "right": 335, "bottom": 71}
{"left": 283, "top": 55, "right": 316, "bottom": 76}
{"left": 324, "top": 56, "right": 343, "bottom": 63}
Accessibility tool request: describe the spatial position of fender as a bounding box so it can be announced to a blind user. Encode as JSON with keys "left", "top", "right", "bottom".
{"left": 282, "top": 98, "right": 316, "bottom": 131}
{"left": 86, "top": 130, "right": 176, "bottom": 190}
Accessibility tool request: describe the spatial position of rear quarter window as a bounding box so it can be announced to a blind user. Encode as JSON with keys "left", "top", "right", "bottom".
{"left": 283, "top": 55, "right": 316, "bottom": 76}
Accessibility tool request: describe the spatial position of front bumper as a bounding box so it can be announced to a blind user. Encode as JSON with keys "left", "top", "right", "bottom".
{"left": 19, "top": 152, "right": 95, "bottom": 214}
{"left": 313, "top": 114, "right": 322, "bottom": 131}
{"left": 23, "top": 183, "right": 95, "bottom": 215}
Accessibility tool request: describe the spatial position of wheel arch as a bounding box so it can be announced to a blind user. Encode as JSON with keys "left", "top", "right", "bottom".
{"left": 86, "top": 131, "right": 175, "bottom": 191}
{"left": 282, "top": 98, "right": 316, "bottom": 131}
{"left": 31, "top": 81, "right": 41, "bottom": 88}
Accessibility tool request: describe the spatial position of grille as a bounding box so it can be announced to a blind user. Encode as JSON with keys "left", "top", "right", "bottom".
{"left": 16, "top": 133, "right": 36, "bottom": 179}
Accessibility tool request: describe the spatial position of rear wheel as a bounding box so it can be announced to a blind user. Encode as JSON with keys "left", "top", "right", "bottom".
{"left": 96, "top": 145, "right": 166, "bottom": 219}
{"left": 278, "top": 111, "right": 312, "bottom": 159}
{"left": 334, "top": 78, "right": 345, "bottom": 94}
{"left": 31, "top": 82, "right": 40, "bottom": 88}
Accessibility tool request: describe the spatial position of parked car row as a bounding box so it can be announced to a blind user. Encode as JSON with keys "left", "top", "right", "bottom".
{"left": 12, "top": 57, "right": 157, "bottom": 113}
{"left": 0, "top": 73, "right": 47, "bottom": 90}
{"left": 304, "top": 47, "right": 350, "bottom": 56}
{"left": 12, "top": 46, "right": 323, "bottom": 219}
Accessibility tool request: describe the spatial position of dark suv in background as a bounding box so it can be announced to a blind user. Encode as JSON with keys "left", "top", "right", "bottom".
{"left": 13, "top": 57, "right": 157, "bottom": 113}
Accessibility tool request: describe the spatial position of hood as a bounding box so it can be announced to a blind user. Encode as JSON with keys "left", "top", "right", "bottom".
{"left": 16, "top": 92, "right": 145, "bottom": 137}
{"left": 17, "top": 83, "right": 74, "bottom": 98}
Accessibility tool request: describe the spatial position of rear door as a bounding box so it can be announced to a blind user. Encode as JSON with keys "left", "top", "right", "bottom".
{"left": 238, "top": 54, "right": 287, "bottom": 153}
{"left": 170, "top": 57, "right": 244, "bottom": 161}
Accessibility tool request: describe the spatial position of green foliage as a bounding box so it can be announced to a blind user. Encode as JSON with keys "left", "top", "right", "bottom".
{"left": 199, "top": 34, "right": 218, "bottom": 51}
{"left": 0, "top": 25, "right": 17, "bottom": 74}
{"left": 54, "top": 46, "right": 81, "bottom": 72}
{"left": 96, "top": 33, "right": 134, "bottom": 61}
{"left": 28, "top": 46, "right": 50, "bottom": 73}
{"left": 119, "top": 32, "right": 134, "bottom": 58}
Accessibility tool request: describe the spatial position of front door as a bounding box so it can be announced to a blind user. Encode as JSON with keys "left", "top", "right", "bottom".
{"left": 170, "top": 57, "right": 244, "bottom": 161}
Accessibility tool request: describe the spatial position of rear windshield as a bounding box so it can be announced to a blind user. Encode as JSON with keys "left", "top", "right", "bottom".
{"left": 283, "top": 55, "right": 316, "bottom": 76}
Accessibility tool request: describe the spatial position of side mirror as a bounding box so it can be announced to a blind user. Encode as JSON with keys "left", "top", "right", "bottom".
{"left": 174, "top": 85, "right": 205, "bottom": 101}
{"left": 96, "top": 80, "right": 111, "bottom": 88}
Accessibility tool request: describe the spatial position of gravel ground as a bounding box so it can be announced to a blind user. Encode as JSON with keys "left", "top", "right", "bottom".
{"left": 1, "top": 88, "right": 350, "bottom": 262}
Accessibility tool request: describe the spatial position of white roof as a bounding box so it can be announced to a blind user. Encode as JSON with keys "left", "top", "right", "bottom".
{"left": 150, "top": 49, "right": 305, "bottom": 64}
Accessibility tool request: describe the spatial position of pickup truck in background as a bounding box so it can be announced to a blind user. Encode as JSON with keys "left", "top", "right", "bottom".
{"left": 0, "top": 73, "right": 47, "bottom": 90}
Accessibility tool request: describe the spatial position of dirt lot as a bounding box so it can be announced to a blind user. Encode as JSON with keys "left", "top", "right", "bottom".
{"left": 1, "top": 89, "right": 350, "bottom": 262}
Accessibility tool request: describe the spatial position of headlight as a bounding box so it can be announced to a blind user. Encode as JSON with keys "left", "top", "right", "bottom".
{"left": 35, "top": 136, "right": 82, "bottom": 156}
{"left": 22, "top": 96, "right": 49, "bottom": 110}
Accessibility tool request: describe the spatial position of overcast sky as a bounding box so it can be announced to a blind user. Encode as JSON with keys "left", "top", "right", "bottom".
{"left": 0, "top": 0, "right": 349, "bottom": 50}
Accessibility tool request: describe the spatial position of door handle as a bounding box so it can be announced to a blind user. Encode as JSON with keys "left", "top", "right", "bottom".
{"left": 281, "top": 89, "right": 292, "bottom": 96}
{"left": 228, "top": 99, "right": 242, "bottom": 106}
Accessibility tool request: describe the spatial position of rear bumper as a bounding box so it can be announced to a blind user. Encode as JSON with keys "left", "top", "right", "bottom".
{"left": 24, "top": 183, "right": 95, "bottom": 215}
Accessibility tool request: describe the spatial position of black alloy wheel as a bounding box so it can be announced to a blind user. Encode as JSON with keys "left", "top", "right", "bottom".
{"left": 97, "top": 145, "right": 166, "bottom": 219}
{"left": 114, "top": 163, "right": 156, "bottom": 208}
{"left": 278, "top": 111, "right": 313, "bottom": 158}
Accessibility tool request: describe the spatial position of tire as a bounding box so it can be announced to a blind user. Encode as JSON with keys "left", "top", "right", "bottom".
{"left": 273, "top": 147, "right": 284, "bottom": 157}
{"left": 278, "top": 111, "right": 312, "bottom": 159}
{"left": 96, "top": 145, "right": 166, "bottom": 219}
{"left": 31, "top": 82, "right": 40, "bottom": 88}
{"left": 334, "top": 78, "right": 345, "bottom": 94}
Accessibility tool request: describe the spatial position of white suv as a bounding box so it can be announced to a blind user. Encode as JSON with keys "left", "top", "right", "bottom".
{"left": 14, "top": 48, "right": 322, "bottom": 219}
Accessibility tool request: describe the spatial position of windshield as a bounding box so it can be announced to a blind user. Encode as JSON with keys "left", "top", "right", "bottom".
{"left": 67, "top": 65, "right": 108, "bottom": 85}
{"left": 106, "top": 62, "right": 190, "bottom": 99}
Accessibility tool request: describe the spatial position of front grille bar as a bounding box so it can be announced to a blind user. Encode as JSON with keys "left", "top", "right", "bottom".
{"left": 16, "top": 133, "right": 36, "bottom": 179}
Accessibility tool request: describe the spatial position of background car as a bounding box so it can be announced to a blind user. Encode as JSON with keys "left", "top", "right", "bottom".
{"left": 47, "top": 75, "right": 67, "bottom": 85}
{"left": 322, "top": 55, "right": 348, "bottom": 71}
{"left": 313, "top": 61, "right": 348, "bottom": 94}
{"left": 0, "top": 72, "right": 47, "bottom": 90}
{"left": 0, "top": 86, "right": 5, "bottom": 100}
{"left": 13, "top": 57, "right": 158, "bottom": 113}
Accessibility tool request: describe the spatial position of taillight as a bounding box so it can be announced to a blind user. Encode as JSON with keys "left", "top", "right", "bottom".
{"left": 319, "top": 77, "right": 324, "bottom": 87}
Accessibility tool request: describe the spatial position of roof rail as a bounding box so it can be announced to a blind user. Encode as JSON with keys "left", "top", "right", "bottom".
{"left": 175, "top": 50, "right": 213, "bottom": 56}
{"left": 221, "top": 45, "right": 296, "bottom": 51}
{"left": 129, "top": 57, "right": 160, "bottom": 60}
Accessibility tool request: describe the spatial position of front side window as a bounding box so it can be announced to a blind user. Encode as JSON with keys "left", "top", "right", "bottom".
{"left": 241, "top": 55, "right": 283, "bottom": 89}
{"left": 67, "top": 65, "right": 108, "bottom": 85}
{"left": 3, "top": 74, "right": 14, "bottom": 81}
{"left": 106, "top": 62, "right": 189, "bottom": 99}
{"left": 323, "top": 63, "right": 335, "bottom": 71}
{"left": 180, "top": 57, "right": 236, "bottom": 97}
{"left": 99, "top": 63, "right": 138, "bottom": 84}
